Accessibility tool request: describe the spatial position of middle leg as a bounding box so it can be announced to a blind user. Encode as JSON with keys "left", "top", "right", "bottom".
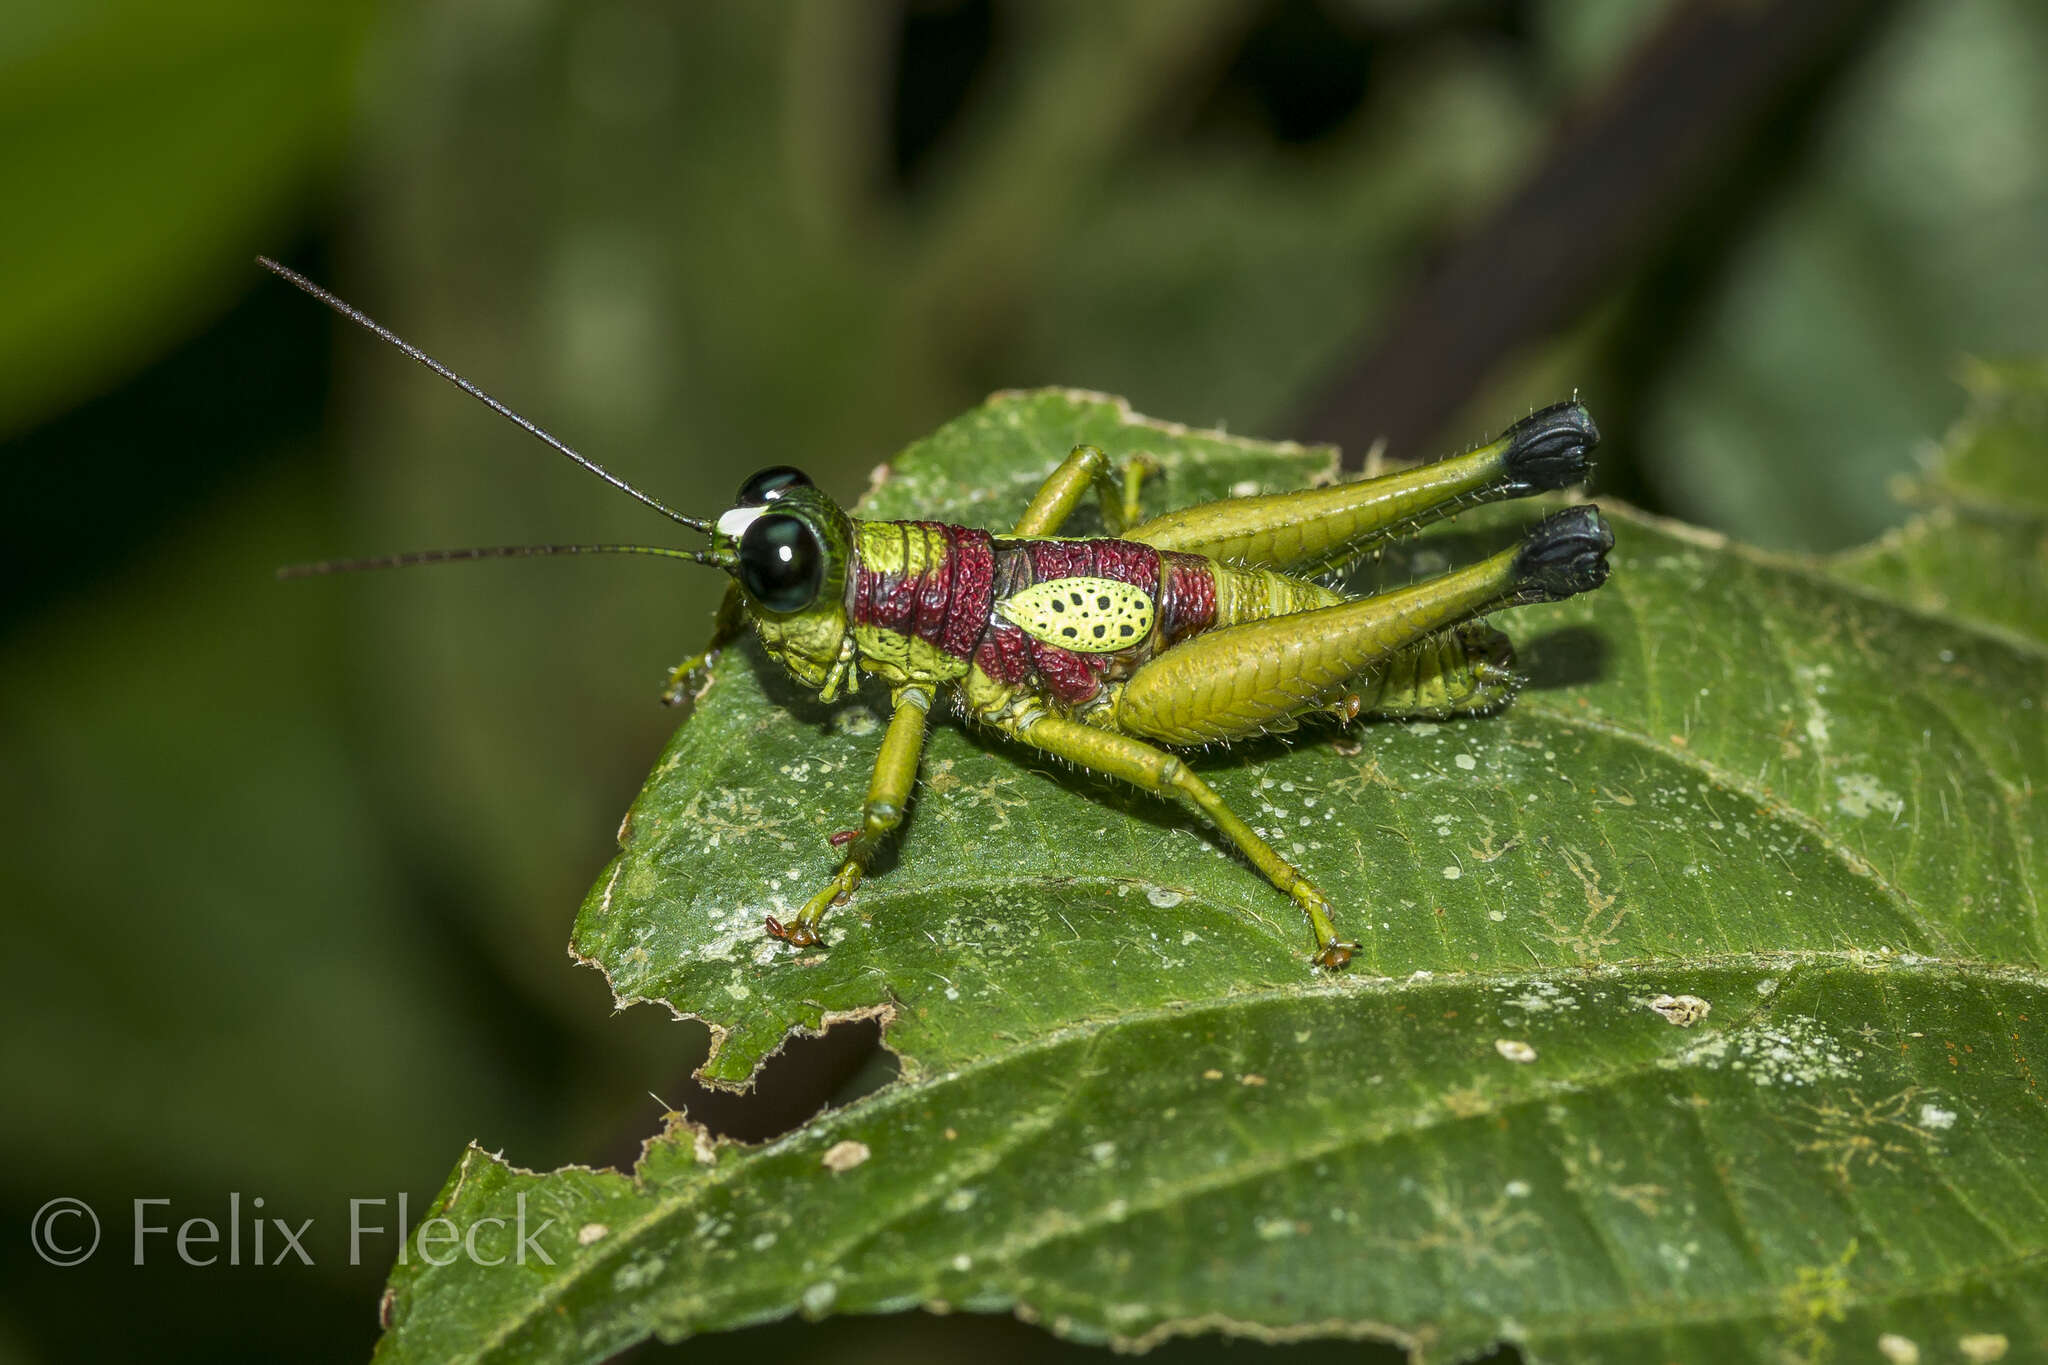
{"left": 1011, "top": 443, "right": 1159, "bottom": 537}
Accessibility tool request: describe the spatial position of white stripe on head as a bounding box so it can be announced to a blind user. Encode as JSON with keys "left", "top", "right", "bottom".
{"left": 716, "top": 505, "right": 766, "bottom": 539}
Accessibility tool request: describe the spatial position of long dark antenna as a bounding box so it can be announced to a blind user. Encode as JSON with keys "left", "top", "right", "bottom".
{"left": 256, "top": 257, "right": 711, "bottom": 534}
{"left": 278, "top": 543, "right": 729, "bottom": 580}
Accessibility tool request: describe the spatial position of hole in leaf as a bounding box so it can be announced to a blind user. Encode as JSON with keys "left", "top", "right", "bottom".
{"left": 593, "top": 1015, "right": 900, "bottom": 1167}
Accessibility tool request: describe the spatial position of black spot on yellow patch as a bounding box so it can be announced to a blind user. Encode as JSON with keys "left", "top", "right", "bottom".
{"left": 996, "top": 576, "right": 1157, "bottom": 654}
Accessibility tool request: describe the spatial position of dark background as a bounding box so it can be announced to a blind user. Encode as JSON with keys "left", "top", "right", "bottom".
{"left": 3, "top": 2, "right": 2044, "bottom": 1361}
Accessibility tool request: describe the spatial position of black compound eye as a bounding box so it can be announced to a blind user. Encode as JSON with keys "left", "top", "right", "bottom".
{"left": 735, "top": 466, "right": 813, "bottom": 507}
{"left": 736, "top": 514, "right": 824, "bottom": 613}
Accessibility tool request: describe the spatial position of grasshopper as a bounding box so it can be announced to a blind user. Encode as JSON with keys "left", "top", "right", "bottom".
{"left": 266, "top": 259, "right": 1612, "bottom": 969}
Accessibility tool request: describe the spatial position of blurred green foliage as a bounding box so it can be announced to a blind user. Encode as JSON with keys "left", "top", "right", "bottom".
{"left": 0, "top": 1, "right": 376, "bottom": 434}
{"left": 1638, "top": 0, "right": 2048, "bottom": 549}
{"left": 2, "top": 2, "right": 2042, "bottom": 1362}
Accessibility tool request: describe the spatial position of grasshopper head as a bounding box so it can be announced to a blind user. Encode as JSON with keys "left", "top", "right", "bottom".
{"left": 710, "top": 467, "right": 855, "bottom": 691}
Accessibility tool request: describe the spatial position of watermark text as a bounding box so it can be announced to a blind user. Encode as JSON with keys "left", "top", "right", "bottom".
{"left": 30, "top": 1193, "right": 557, "bottom": 1268}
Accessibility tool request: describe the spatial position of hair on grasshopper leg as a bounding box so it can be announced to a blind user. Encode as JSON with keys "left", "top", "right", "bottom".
{"left": 265, "top": 260, "right": 1614, "bottom": 969}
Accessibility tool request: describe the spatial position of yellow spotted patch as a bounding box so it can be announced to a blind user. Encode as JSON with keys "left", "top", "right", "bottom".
{"left": 996, "top": 576, "right": 1155, "bottom": 653}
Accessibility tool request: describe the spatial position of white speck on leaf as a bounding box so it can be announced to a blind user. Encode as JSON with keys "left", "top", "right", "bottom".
{"left": 821, "top": 1140, "right": 871, "bottom": 1173}
{"left": 1671, "top": 1014, "right": 1854, "bottom": 1087}
{"left": 1918, "top": 1103, "right": 1958, "bottom": 1131}
{"left": 1495, "top": 1039, "right": 1538, "bottom": 1064}
{"left": 1505, "top": 980, "right": 1574, "bottom": 1015}
{"left": 1877, "top": 1334, "right": 1920, "bottom": 1364}
{"left": 1835, "top": 772, "right": 1906, "bottom": 820}
{"left": 1657, "top": 1242, "right": 1697, "bottom": 1274}
{"left": 1646, "top": 993, "right": 1712, "bottom": 1027}
{"left": 612, "top": 1256, "right": 665, "bottom": 1291}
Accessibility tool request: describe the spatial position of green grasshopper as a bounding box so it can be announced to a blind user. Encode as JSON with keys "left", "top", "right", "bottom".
{"left": 266, "top": 259, "right": 1612, "bottom": 969}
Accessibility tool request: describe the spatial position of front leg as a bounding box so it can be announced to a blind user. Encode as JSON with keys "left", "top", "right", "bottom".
{"left": 1011, "top": 443, "right": 1159, "bottom": 537}
{"left": 767, "top": 686, "right": 932, "bottom": 948}
{"left": 662, "top": 583, "right": 747, "bottom": 706}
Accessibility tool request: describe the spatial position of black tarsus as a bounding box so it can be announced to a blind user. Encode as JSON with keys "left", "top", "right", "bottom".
{"left": 1499, "top": 400, "right": 1600, "bottom": 493}
{"left": 1514, "top": 504, "right": 1613, "bottom": 601}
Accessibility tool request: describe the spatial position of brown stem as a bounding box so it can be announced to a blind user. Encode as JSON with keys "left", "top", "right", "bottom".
{"left": 1296, "top": 0, "right": 1900, "bottom": 469}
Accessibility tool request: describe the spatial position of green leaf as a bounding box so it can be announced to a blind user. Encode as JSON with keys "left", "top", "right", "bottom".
{"left": 377, "top": 389, "right": 2047, "bottom": 1364}
{"left": 1830, "top": 359, "right": 2048, "bottom": 650}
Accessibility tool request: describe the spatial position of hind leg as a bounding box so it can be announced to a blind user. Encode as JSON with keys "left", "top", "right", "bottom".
{"left": 1116, "top": 506, "right": 1612, "bottom": 745}
{"left": 1353, "top": 623, "right": 1521, "bottom": 721}
{"left": 1126, "top": 401, "right": 1598, "bottom": 575}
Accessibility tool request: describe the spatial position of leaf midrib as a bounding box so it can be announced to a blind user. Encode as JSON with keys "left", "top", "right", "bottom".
{"left": 470, "top": 951, "right": 2046, "bottom": 1363}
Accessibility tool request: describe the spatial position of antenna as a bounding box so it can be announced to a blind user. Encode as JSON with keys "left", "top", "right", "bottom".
{"left": 277, "top": 543, "right": 729, "bottom": 580}
{"left": 256, "top": 257, "right": 711, "bottom": 533}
